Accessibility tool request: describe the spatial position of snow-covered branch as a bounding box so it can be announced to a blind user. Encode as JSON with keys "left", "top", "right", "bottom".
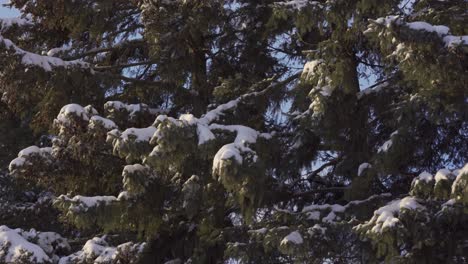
{"left": 366, "top": 16, "right": 468, "bottom": 48}
{"left": 0, "top": 35, "right": 89, "bottom": 71}
{"left": 0, "top": 16, "right": 32, "bottom": 32}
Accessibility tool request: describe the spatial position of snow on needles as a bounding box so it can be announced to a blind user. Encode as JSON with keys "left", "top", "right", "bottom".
{"left": 0, "top": 17, "right": 88, "bottom": 71}
{"left": 406, "top": 21, "right": 449, "bottom": 36}
{"left": 121, "top": 127, "right": 157, "bottom": 142}
{"left": 358, "top": 163, "right": 372, "bottom": 176}
{"left": 54, "top": 194, "right": 129, "bottom": 215}
{"left": 55, "top": 104, "right": 119, "bottom": 133}
{"left": 414, "top": 171, "right": 433, "bottom": 183}
{"left": 363, "top": 197, "right": 423, "bottom": 233}
{"left": 301, "top": 193, "right": 392, "bottom": 222}
{"left": 0, "top": 35, "right": 89, "bottom": 71}
{"left": 0, "top": 16, "right": 32, "bottom": 32}
{"left": 90, "top": 115, "right": 117, "bottom": 130}
{"left": 377, "top": 131, "right": 398, "bottom": 153}
{"left": 452, "top": 163, "right": 468, "bottom": 194}
{"left": 56, "top": 104, "right": 90, "bottom": 123}
{"left": 211, "top": 124, "right": 263, "bottom": 173}
{"left": 58, "top": 236, "right": 145, "bottom": 264}
{"left": 302, "top": 59, "right": 323, "bottom": 80}
{"left": 178, "top": 114, "right": 216, "bottom": 145}
{"left": 370, "top": 16, "right": 468, "bottom": 48}
{"left": 434, "top": 169, "right": 451, "bottom": 182}
{"left": 152, "top": 94, "right": 271, "bottom": 175}
{"left": 276, "top": 0, "right": 322, "bottom": 10}
{"left": 18, "top": 146, "right": 51, "bottom": 157}
{"left": 104, "top": 101, "right": 162, "bottom": 116}
{"left": 57, "top": 195, "right": 117, "bottom": 209}
{"left": 123, "top": 163, "right": 147, "bottom": 174}
{"left": 280, "top": 231, "right": 304, "bottom": 246}
{"left": 9, "top": 145, "right": 51, "bottom": 172}
{"left": 406, "top": 21, "right": 468, "bottom": 47}
{"left": 0, "top": 226, "right": 51, "bottom": 263}
{"left": 443, "top": 35, "right": 468, "bottom": 48}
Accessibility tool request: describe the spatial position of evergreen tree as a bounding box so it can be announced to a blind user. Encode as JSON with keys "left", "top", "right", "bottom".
{"left": 0, "top": 0, "right": 467, "bottom": 263}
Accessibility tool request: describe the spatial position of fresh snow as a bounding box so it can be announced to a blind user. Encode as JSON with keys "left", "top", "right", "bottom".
{"left": 121, "top": 126, "right": 157, "bottom": 142}
{"left": 209, "top": 124, "right": 259, "bottom": 144}
{"left": 33, "top": 232, "right": 69, "bottom": 255}
{"left": 9, "top": 146, "right": 51, "bottom": 171}
{"left": 0, "top": 35, "right": 88, "bottom": 71}
{"left": 211, "top": 125, "right": 261, "bottom": 172}
{"left": 59, "top": 236, "right": 145, "bottom": 264}
{"left": 90, "top": 115, "right": 117, "bottom": 130}
{"left": 117, "top": 191, "right": 130, "bottom": 200}
{"left": 0, "top": 16, "right": 32, "bottom": 32}
{"left": 57, "top": 189, "right": 142, "bottom": 211}
{"left": 18, "top": 146, "right": 51, "bottom": 157}
{"left": 82, "top": 237, "right": 112, "bottom": 260}
{"left": 18, "top": 146, "right": 42, "bottom": 157}
{"left": 442, "top": 199, "right": 456, "bottom": 207}
{"left": 201, "top": 99, "right": 239, "bottom": 124}
{"left": 358, "top": 163, "right": 372, "bottom": 176}
{"left": 452, "top": 163, "right": 468, "bottom": 194}
{"left": 369, "top": 197, "right": 423, "bottom": 233}
{"left": 19, "top": 229, "right": 70, "bottom": 255}
{"left": 46, "top": 46, "right": 71, "bottom": 57}
{"left": 434, "top": 169, "right": 451, "bottom": 182}
{"left": 280, "top": 231, "right": 303, "bottom": 245}
{"left": 154, "top": 96, "right": 268, "bottom": 176}
{"left": 179, "top": 114, "right": 216, "bottom": 145}
{"left": 406, "top": 21, "right": 449, "bottom": 36}
{"left": 322, "top": 211, "right": 338, "bottom": 223}
{"left": 248, "top": 227, "right": 268, "bottom": 234}
{"left": 70, "top": 195, "right": 117, "bottom": 207}
{"left": 56, "top": 104, "right": 90, "bottom": 123}
{"left": 0, "top": 226, "right": 51, "bottom": 263}
{"left": 123, "top": 163, "right": 147, "bottom": 174}
{"left": 302, "top": 203, "right": 345, "bottom": 213}
{"left": 306, "top": 210, "right": 321, "bottom": 220}
{"left": 415, "top": 171, "right": 433, "bottom": 183}
{"left": 302, "top": 60, "right": 323, "bottom": 79}
{"left": 213, "top": 143, "right": 245, "bottom": 165}
{"left": 196, "top": 123, "right": 216, "bottom": 144}
{"left": 302, "top": 59, "right": 334, "bottom": 97}
{"left": 378, "top": 131, "right": 398, "bottom": 153}
{"left": 160, "top": 111, "right": 265, "bottom": 147}
{"left": 405, "top": 22, "right": 468, "bottom": 47}
{"left": 57, "top": 195, "right": 117, "bottom": 209}
{"left": 443, "top": 35, "right": 468, "bottom": 47}
{"left": 301, "top": 193, "right": 392, "bottom": 223}
{"left": 8, "top": 156, "right": 25, "bottom": 171}
{"left": 308, "top": 224, "right": 326, "bottom": 235}
{"left": 104, "top": 101, "right": 160, "bottom": 116}
{"left": 277, "top": 0, "right": 322, "bottom": 10}
{"left": 373, "top": 15, "right": 400, "bottom": 27}
{"left": 371, "top": 16, "right": 468, "bottom": 48}
{"left": 405, "top": 21, "right": 468, "bottom": 47}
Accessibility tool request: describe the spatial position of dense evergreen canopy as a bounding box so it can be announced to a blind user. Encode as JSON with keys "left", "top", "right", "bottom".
{"left": 0, "top": 0, "right": 467, "bottom": 263}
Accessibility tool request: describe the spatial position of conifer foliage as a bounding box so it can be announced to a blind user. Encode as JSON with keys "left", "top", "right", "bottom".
{"left": 0, "top": 0, "right": 467, "bottom": 263}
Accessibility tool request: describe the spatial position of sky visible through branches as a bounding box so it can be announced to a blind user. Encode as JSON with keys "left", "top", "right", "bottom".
{"left": 0, "top": 0, "right": 19, "bottom": 17}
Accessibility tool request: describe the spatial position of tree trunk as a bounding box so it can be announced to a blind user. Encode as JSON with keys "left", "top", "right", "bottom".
{"left": 189, "top": 32, "right": 209, "bottom": 116}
